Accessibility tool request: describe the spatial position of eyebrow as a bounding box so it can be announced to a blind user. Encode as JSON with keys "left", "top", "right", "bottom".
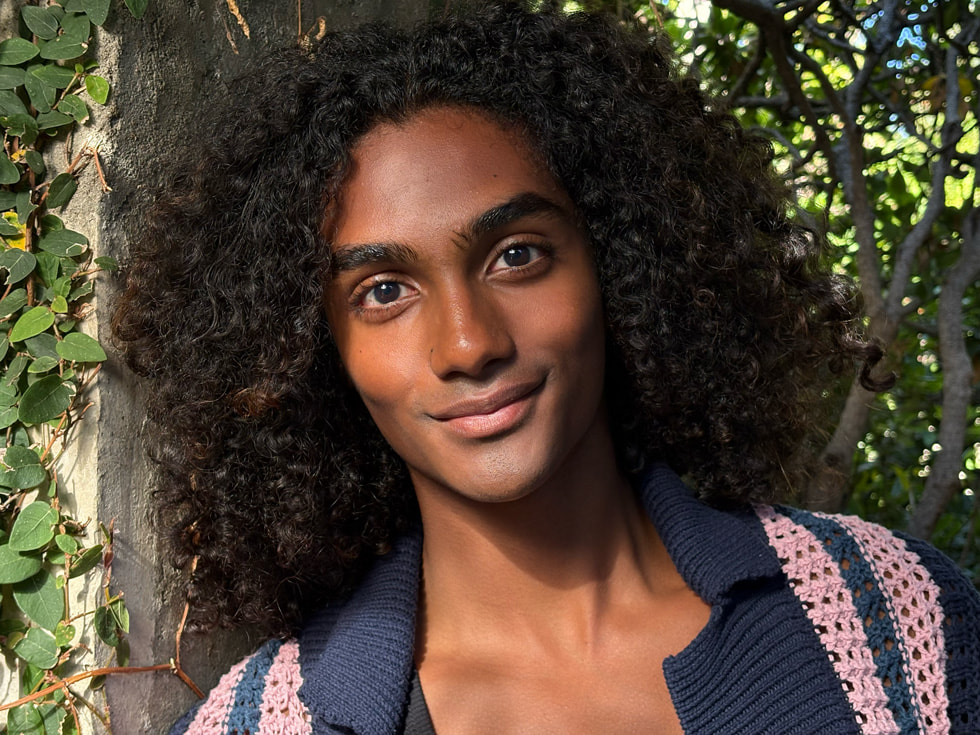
{"left": 468, "top": 192, "right": 567, "bottom": 238}
{"left": 329, "top": 192, "right": 569, "bottom": 275}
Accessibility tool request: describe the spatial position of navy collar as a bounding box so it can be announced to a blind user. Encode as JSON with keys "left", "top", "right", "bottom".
{"left": 297, "top": 463, "right": 781, "bottom": 734}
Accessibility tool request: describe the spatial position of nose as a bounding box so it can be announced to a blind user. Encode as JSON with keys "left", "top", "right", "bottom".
{"left": 429, "top": 287, "right": 515, "bottom": 379}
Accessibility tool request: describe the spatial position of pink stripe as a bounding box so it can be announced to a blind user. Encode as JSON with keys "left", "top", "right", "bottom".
{"left": 821, "top": 512, "right": 950, "bottom": 734}
{"left": 256, "top": 639, "right": 313, "bottom": 734}
{"left": 756, "top": 506, "right": 899, "bottom": 735}
{"left": 186, "top": 654, "right": 252, "bottom": 734}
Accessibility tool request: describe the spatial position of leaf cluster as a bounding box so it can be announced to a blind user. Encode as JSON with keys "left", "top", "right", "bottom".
{"left": 0, "top": 1, "right": 141, "bottom": 733}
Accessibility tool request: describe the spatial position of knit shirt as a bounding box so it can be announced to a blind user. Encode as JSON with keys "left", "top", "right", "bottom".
{"left": 170, "top": 464, "right": 980, "bottom": 734}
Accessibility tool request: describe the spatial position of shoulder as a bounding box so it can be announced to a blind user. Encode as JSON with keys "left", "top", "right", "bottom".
{"left": 169, "top": 637, "right": 313, "bottom": 735}
{"left": 753, "top": 503, "right": 980, "bottom": 734}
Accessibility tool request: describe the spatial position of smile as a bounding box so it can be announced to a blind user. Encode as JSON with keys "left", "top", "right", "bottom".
{"left": 430, "top": 379, "right": 544, "bottom": 439}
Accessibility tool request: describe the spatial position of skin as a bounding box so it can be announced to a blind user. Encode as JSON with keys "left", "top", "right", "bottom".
{"left": 325, "top": 107, "right": 710, "bottom": 733}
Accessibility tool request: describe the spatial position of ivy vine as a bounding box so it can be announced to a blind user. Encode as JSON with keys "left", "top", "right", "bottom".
{"left": 0, "top": 2, "right": 201, "bottom": 733}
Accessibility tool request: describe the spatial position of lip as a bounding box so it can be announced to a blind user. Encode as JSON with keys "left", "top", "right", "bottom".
{"left": 430, "top": 379, "right": 544, "bottom": 439}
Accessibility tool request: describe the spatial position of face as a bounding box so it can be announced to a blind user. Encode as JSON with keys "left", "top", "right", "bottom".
{"left": 324, "top": 107, "right": 608, "bottom": 505}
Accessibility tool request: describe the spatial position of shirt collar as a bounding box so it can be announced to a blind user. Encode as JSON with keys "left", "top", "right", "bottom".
{"left": 637, "top": 462, "right": 782, "bottom": 603}
{"left": 298, "top": 463, "right": 781, "bottom": 733}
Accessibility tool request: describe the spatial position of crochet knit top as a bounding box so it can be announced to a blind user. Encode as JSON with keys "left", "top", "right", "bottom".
{"left": 170, "top": 464, "right": 980, "bottom": 734}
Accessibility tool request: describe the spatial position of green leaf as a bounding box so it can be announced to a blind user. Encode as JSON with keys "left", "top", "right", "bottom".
{"left": 26, "top": 333, "right": 60, "bottom": 359}
{"left": 68, "top": 544, "right": 101, "bottom": 578}
{"left": 0, "top": 463, "right": 48, "bottom": 489}
{"left": 0, "top": 618, "right": 27, "bottom": 636}
{"left": 94, "top": 255, "right": 118, "bottom": 271}
{"left": 46, "top": 173, "right": 78, "bottom": 209}
{"left": 0, "top": 153, "right": 21, "bottom": 185}
{"left": 19, "top": 661, "right": 45, "bottom": 695}
{"left": 38, "top": 40, "right": 87, "bottom": 63}
{"left": 68, "top": 281, "right": 93, "bottom": 301}
{"left": 4, "top": 445, "right": 40, "bottom": 467}
{"left": 0, "top": 39, "right": 41, "bottom": 66}
{"left": 9, "top": 502, "right": 57, "bottom": 551}
{"left": 34, "top": 252, "right": 60, "bottom": 288}
{"left": 124, "top": 0, "right": 149, "bottom": 19}
{"left": 16, "top": 190, "right": 37, "bottom": 223}
{"left": 54, "top": 619, "right": 75, "bottom": 647}
{"left": 1, "top": 113, "right": 40, "bottom": 145}
{"left": 84, "top": 74, "right": 108, "bottom": 104}
{"left": 0, "top": 66, "right": 25, "bottom": 89}
{"left": 39, "top": 704, "right": 66, "bottom": 735}
{"left": 0, "top": 288, "right": 29, "bottom": 318}
{"left": 39, "top": 214, "right": 64, "bottom": 232}
{"left": 36, "top": 110, "right": 73, "bottom": 131}
{"left": 5, "top": 353, "right": 29, "bottom": 385}
{"left": 110, "top": 598, "right": 130, "bottom": 633}
{"left": 6, "top": 703, "right": 45, "bottom": 735}
{"left": 13, "top": 570, "right": 65, "bottom": 631}
{"left": 49, "top": 297, "right": 68, "bottom": 315}
{"left": 56, "top": 332, "right": 105, "bottom": 362}
{"left": 29, "top": 64, "right": 76, "bottom": 89}
{"left": 23, "top": 64, "right": 56, "bottom": 114}
{"left": 27, "top": 355, "right": 60, "bottom": 374}
{"left": 38, "top": 229, "right": 88, "bottom": 257}
{"left": 4, "top": 444, "right": 39, "bottom": 467}
{"left": 18, "top": 374, "right": 73, "bottom": 424}
{"left": 12, "top": 626, "right": 58, "bottom": 670}
{"left": 60, "top": 12, "right": 91, "bottom": 44}
{"left": 0, "top": 336, "right": 8, "bottom": 360}
{"left": 0, "top": 543, "right": 43, "bottom": 583}
{"left": 1, "top": 249, "right": 37, "bottom": 286}
{"left": 53, "top": 275, "right": 72, "bottom": 298}
{"left": 81, "top": 0, "right": 111, "bottom": 26}
{"left": 22, "top": 7, "right": 62, "bottom": 41}
{"left": 0, "top": 90, "right": 29, "bottom": 117}
{"left": 0, "top": 405, "right": 18, "bottom": 429}
{"left": 9, "top": 307, "right": 55, "bottom": 343}
{"left": 58, "top": 94, "right": 88, "bottom": 123}
{"left": 54, "top": 533, "right": 78, "bottom": 554}
{"left": 93, "top": 605, "right": 119, "bottom": 646}
{"left": 25, "top": 151, "right": 46, "bottom": 175}
{"left": 0, "top": 218, "right": 19, "bottom": 237}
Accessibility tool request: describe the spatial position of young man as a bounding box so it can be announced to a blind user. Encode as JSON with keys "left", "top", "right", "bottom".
{"left": 114, "top": 3, "right": 980, "bottom": 733}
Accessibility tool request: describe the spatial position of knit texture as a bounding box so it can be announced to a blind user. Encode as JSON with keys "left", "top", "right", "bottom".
{"left": 170, "top": 465, "right": 980, "bottom": 734}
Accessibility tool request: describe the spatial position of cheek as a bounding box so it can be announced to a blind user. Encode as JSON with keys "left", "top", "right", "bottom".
{"left": 335, "top": 325, "right": 422, "bottom": 426}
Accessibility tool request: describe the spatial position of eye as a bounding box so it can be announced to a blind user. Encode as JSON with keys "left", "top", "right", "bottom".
{"left": 349, "top": 277, "right": 418, "bottom": 317}
{"left": 364, "top": 281, "right": 402, "bottom": 306}
{"left": 492, "top": 243, "right": 546, "bottom": 272}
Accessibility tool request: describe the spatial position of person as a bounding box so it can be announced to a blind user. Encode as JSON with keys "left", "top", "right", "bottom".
{"left": 112, "top": 2, "right": 980, "bottom": 733}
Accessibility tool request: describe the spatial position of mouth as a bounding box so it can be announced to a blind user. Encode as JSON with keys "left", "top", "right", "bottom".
{"left": 430, "top": 379, "right": 544, "bottom": 439}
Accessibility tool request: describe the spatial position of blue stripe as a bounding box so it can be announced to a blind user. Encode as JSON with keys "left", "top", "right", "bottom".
{"left": 779, "top": 506, "right": 920, "bottom": 734}
{"left": 226, "top": 638, "right": 284, "bottom": 733}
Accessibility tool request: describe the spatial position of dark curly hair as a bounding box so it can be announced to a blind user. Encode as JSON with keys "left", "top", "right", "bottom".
{"left": 112, "top": 1, "right": 882, "bottom": 636}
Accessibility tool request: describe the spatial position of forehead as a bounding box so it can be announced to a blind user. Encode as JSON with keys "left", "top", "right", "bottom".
{"left": 329, "top": 107, "right": 569, "bottom": 246}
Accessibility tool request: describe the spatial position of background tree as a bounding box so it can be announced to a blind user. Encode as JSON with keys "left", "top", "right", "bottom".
{"left": 569, "top": 0, "right": 979, "bottom": 582}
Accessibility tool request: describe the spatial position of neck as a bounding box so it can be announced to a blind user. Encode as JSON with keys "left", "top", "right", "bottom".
{"left": 413, "top": 424, "right": 672, "bottom": 660}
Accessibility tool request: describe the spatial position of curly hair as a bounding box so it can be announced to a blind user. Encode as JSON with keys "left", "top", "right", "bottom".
{"left": 112, "top": 1, "right": 882, "bottom": 636}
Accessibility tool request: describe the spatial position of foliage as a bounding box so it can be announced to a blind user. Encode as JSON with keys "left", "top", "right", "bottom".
{"left": 581, "top": 0, "right": 979, "bottom": 583}
{"left": 0, "top": 1, "right": 146, "bottom": 732}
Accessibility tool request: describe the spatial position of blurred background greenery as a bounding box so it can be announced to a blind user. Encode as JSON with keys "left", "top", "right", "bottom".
{"left": 557, "top": 0, "right": 979, "bottom": 582}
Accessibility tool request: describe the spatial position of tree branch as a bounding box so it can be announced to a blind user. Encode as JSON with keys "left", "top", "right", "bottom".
{"left": 908, "top": 209, "right": 980, "bottom": 538}
{"left": 885, "top": 42, "right": 964, "bottom": 320}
